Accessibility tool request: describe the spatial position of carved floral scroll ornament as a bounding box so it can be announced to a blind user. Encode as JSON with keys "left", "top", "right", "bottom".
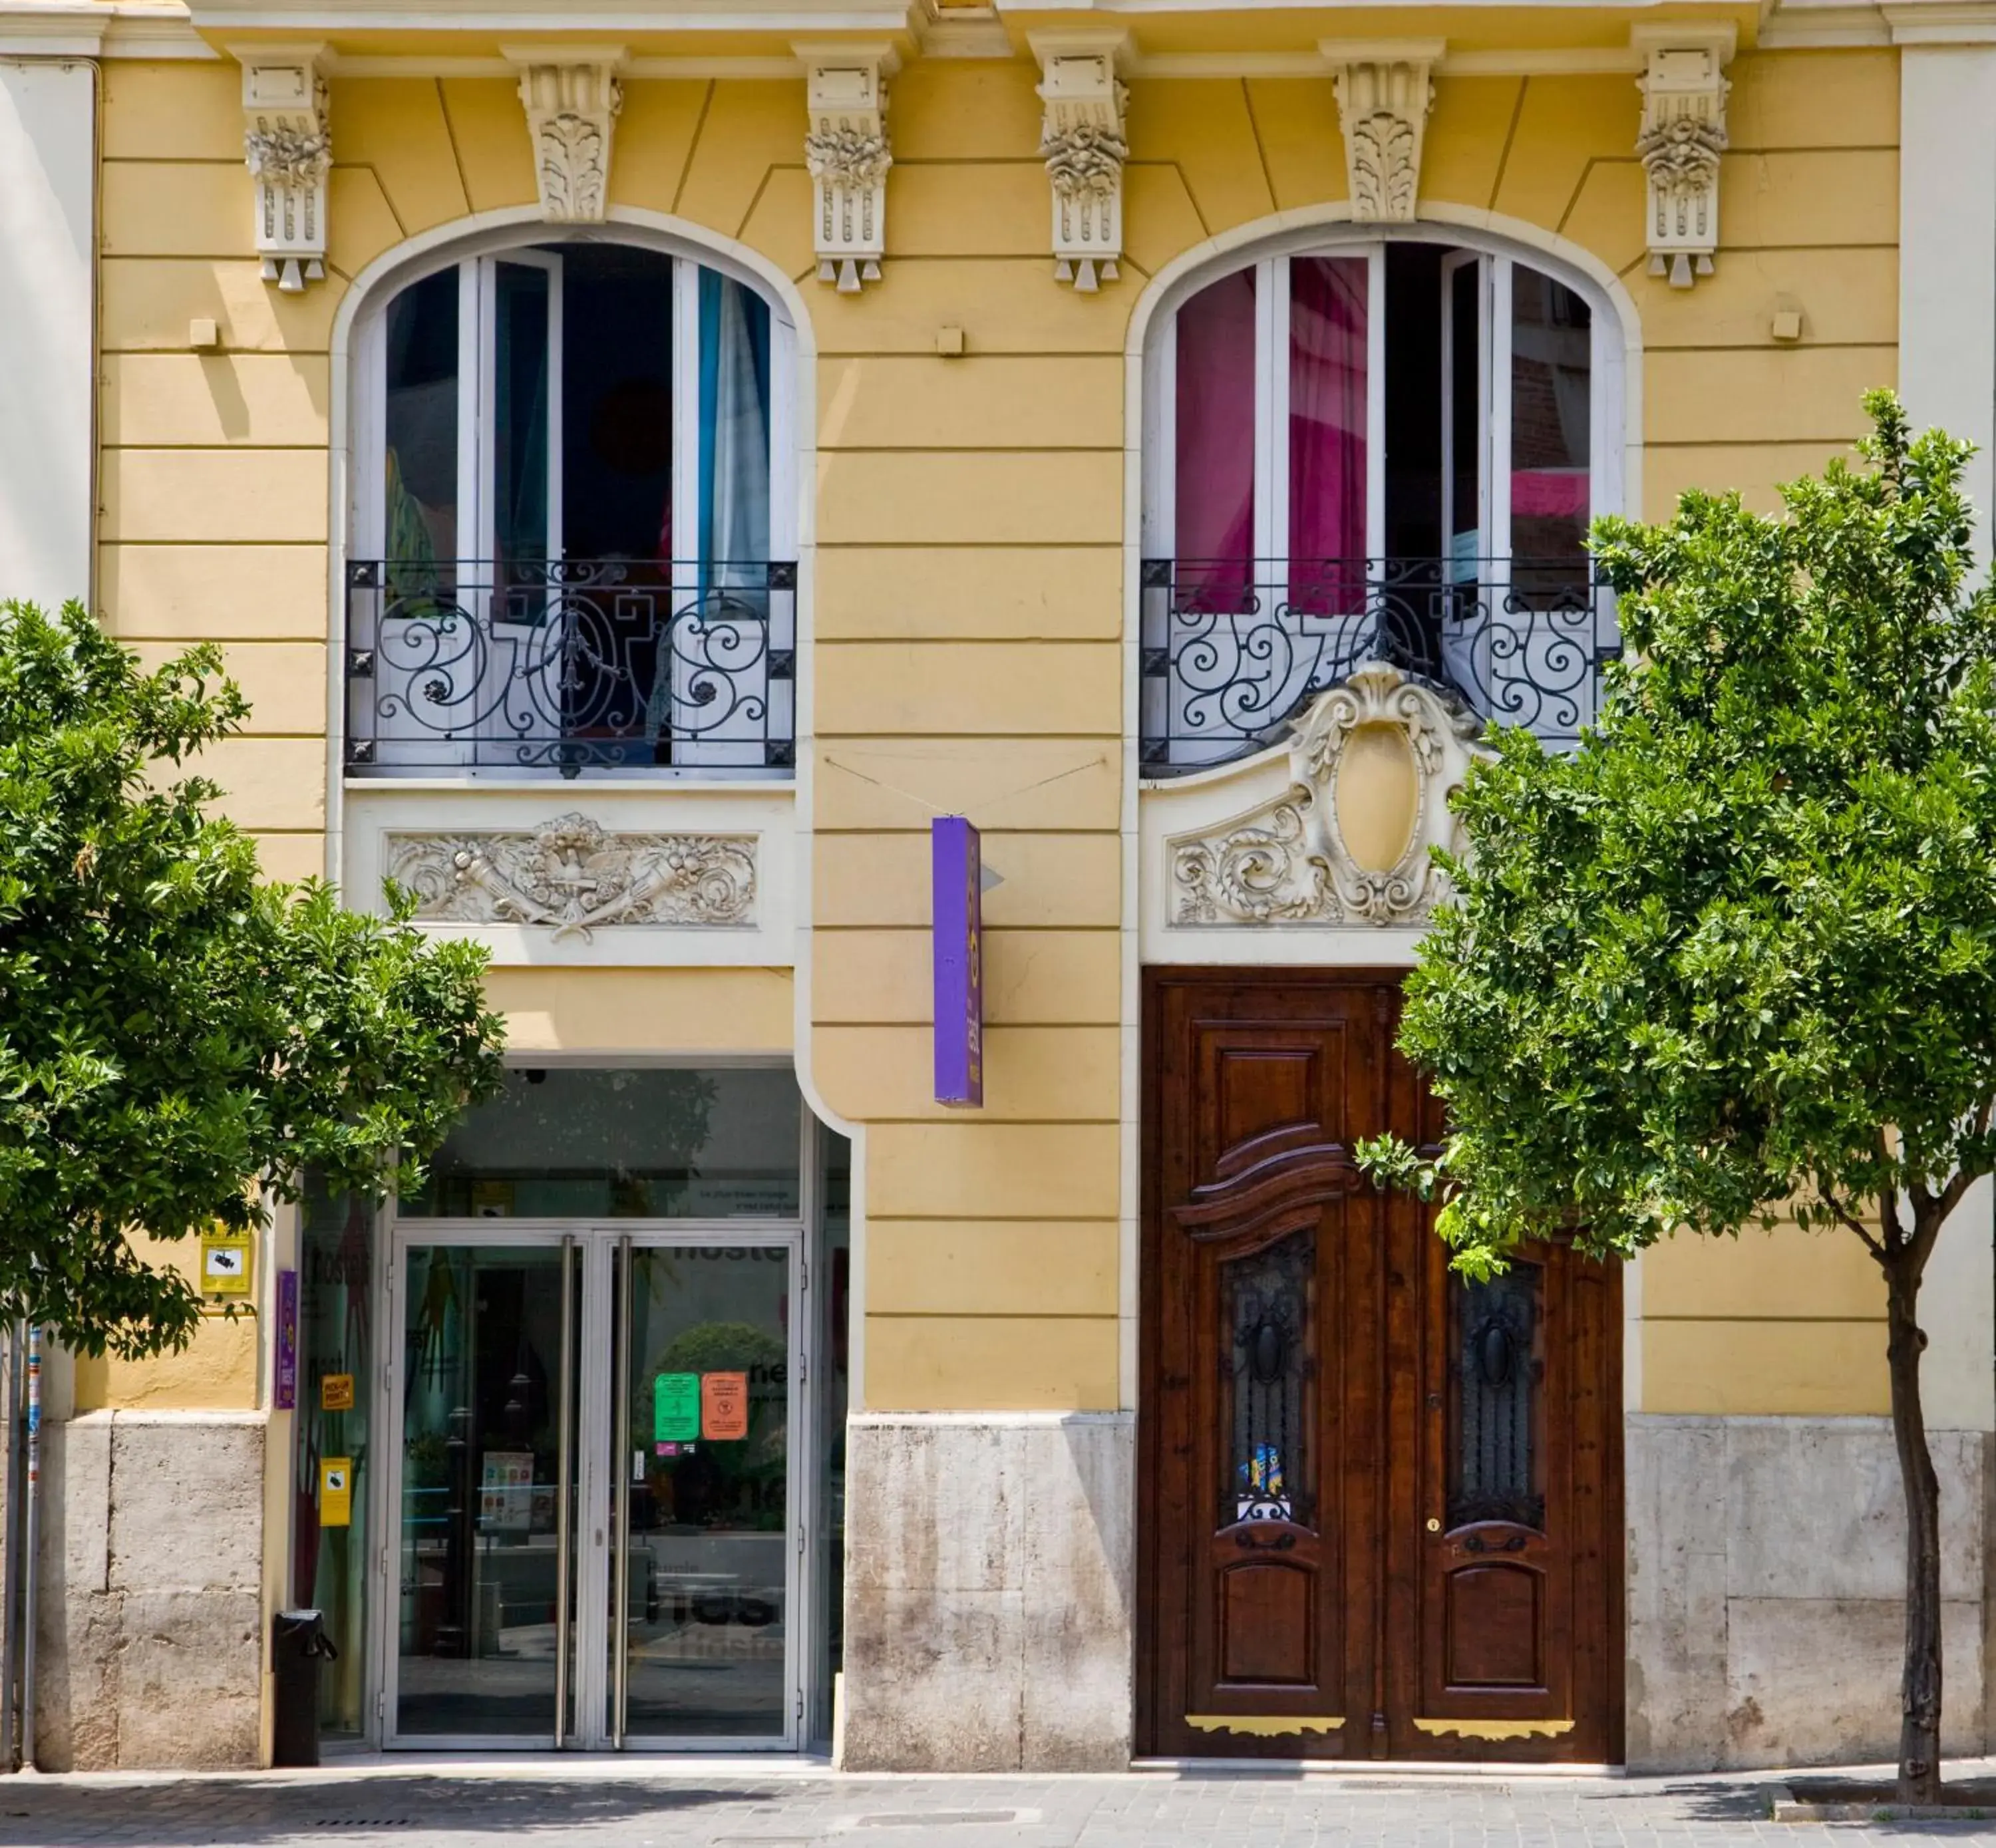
{"left": 238, "top": 51, "right": 331, "bottom": 293}
{"left": 512, "top": 59, "right": 624, "bottom": 224}
{"left": 387, "top": 814, "right": 756, "bottom": 943}
{"left": 1169, "top": 664, "right": 1481, "bottom": 929}
{"left": 1033, "top": 37, "right": 1130, "bottom": 291}
{"left": 1635, "top": 33, "right": 1733, "bottom": 287}
{"left": 1325, "top": 50, "right": 1439, "bottom": 226}
{"left": 801, "top": 48, "right": 896, "bottom": 291}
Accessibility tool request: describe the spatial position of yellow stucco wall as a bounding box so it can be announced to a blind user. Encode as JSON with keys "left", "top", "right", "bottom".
{"left": 90, "top": 38, "right": 1901, "bottom": 1417}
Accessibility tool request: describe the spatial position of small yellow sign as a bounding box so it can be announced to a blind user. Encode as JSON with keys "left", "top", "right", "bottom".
{"left": 319, "top": 1457, "right": 353, "bottom": 1527}
{"left": 320, "top": 1372, "right": 355, "bottom": 1412}
{"left": 200, "top": 1229, "right": 254, "bottom": 1298}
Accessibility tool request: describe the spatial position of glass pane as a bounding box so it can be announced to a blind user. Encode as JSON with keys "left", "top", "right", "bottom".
{"left": 494, "top": 261, "right": 552, "bottom": 579}
{"left": 619, "top": 1245, "right": 790, "bottom": 1738}
{"left": 1220, "top": 1229, "right": 1315, "bottom": 1530}
{"left": 1174, "top": 267, "right": 1256, "bottom": 611}
{"left": 562, "top": 245, "right": 674, "bottom": 564}
{"left": 403, "top": 1068, "right": 803, "bottom": 1220}
{"left": 1448, "top": 260, "right": 1481, "bottom": 573}
{"left": 1447, "top": 1265, "right": 1546, "bottom": 1530}
{"left": 384, "top": 267, "right": 459, "bottom": 595}
{"left": 1288, "top": 255, "right": 1368, "bottom": 613}
{"left": 397, "top": 1245, "right": 574, "bottom": 1738}
{"left": 1510, "top": 265, "right": 1591, "bottom": 571}
{"left": 295, "top": 1175, "right": 373, "bottom": 1738}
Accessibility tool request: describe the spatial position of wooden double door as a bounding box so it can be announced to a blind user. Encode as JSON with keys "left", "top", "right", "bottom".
{"left": 1138, "top": 971, "right": 1621, "bottom": 1763}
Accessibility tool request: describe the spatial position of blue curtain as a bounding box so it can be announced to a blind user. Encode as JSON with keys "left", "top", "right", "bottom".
{"left": 697, "top": 268, "right": 772, "bottom": 593}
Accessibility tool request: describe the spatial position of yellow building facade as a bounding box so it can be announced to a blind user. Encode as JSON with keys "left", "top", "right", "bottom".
{"left": 1, "top": 0, "right": 1993, "bottom": 1775}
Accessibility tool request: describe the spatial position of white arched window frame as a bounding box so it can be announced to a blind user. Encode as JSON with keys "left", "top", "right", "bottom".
{"left": 347, "top": 231, "right": 798, "bottom": 777}
{"left": 1139, "top": 228, "right": 1623, "bottom": 767}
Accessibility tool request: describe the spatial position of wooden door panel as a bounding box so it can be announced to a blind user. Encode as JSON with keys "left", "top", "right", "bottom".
{"left": 1140, "top": 969, "right": 1621, "bottom": 1766}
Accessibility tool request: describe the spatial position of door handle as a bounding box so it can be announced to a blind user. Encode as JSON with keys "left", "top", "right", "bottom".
{"left": 611, "top": 1234, "right": 633, "bottom": 1750}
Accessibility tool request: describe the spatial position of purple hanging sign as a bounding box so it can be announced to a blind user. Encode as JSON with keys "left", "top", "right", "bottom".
{"left": 932, "top": 816, "right": 984, "bottom": 1108}
{"left": 274, "top": 1268, "right": 299, "bottom": 1411}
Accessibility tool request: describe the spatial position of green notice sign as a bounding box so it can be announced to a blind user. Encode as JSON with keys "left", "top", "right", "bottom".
{"left": 654, "top": 1372, "right": 699, "bottom": 1442}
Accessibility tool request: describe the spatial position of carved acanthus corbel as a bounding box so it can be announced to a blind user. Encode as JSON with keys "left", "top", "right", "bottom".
{"left": 798, "top": 44, "right": 897, "bottom": 292}
{"left": 506, "top": 50, "right": 624, "bottom": 225}
{"left": 1321, "top": 42, "right": 1441, "bottom": 225}
{"left": 1031, "top": 34, "right": 1129, "bottom": 292}
{"left": 236, "top": 46, "right": 329, "bottom": 293}
{"left": 1633, "top": 27, "right": 1734, "bottom": 288}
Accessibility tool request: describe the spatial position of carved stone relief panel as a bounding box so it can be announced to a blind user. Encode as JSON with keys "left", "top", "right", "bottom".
{"left": 387, "top": 813, "right": 756, "bottom": 943}
{"left": 1166, "top": 664, "right": 1482, "bottom": 929}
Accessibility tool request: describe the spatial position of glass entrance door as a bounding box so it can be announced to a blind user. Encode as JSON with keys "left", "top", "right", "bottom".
{"left": 612, "top": 1241, "right": 794, "bottom": 1745}
{"left": 386, "top": 1228, "right": 800, "bottom": 1750}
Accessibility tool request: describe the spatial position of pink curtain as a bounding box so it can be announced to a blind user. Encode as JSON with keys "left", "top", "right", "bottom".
{"left": 1174, "top": 268, "right": 1257, "bottom": 611}
{"left": 1288, "top": 255, "right": 1368, "bottom": 613}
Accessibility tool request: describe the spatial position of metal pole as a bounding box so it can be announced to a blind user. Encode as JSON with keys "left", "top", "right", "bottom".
{"left": 21, "top": 1325, "right": 40, "bottom": 1771}
{"left": 611, "top": 1237, "right": 631, "bottom": 1751}
{"left": 0, "top": 1325, "right": 21, "bottom": 1771}
{"left": 552, "top": 1237, "right": 574, "bottom": 1750}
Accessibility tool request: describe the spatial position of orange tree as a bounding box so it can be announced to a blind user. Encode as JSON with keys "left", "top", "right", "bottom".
{"left": 1359, "top": 395, "right": 1996, "bottom": 1802}
{"left": 0, "top": 600, "right": 504, "bottom": 1358}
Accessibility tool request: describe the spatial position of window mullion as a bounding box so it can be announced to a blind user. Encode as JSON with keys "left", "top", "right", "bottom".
{"left": 1255, "top": 256, "right": 1284, "bottom": 575}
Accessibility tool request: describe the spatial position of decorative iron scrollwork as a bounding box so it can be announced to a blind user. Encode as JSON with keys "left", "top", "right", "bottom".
{"left": 1140, "top": 555, "right": 1615, "bottom": 773}
{"left": 345, "top": 558, "right": 796, "bottom": 774}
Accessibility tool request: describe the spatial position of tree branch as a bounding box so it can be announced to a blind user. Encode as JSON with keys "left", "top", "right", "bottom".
{"left": 1828, "top": 1195, "right": 1886, "bottom": 1263}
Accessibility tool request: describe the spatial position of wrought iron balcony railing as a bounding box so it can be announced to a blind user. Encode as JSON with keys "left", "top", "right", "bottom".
{"left": 1140, "top": 555, "right": 1618, "bottom": 774}
{"left": 345, "top": 558, "right": 797, "bottom": 776}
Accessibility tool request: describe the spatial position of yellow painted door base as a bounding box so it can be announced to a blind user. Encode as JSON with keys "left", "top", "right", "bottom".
{"left": 1184, "top": 1714, "right": 1345, "bottom": 1737}
{"left": 1411, "top": 1717, "right": 1576, "bottom": 1740}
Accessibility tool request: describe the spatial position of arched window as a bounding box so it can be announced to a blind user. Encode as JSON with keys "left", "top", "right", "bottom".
{"left": 347, "top": 239, "right": 796, "bottom": 776}
{"left": 1141, "top": 237, "right": 1618, "bottom": 771}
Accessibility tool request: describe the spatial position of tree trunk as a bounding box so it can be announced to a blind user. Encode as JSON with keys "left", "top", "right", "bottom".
{"left": 1884, "top": 1237, "right": 1943, "bottom": 1804}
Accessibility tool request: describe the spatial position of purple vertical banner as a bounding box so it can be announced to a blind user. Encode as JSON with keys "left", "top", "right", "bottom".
{"left": 932, "top": 816, "right": 984, "bottom": 1108}
{"left": 275, "top": 1267, "right": 299, "bottom": 1411}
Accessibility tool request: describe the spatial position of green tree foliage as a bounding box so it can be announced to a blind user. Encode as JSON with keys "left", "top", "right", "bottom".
{"left": 0, "top": 601, "right": 505, "bottom": 1360}
{"left": 1358, "top": 395, "right": 1996, "bottom": 1801}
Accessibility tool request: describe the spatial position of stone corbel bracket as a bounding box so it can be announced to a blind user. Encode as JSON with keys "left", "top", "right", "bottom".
{"left": 1030, "top": 32, "right": 1130, "bottom": 292}
{"left": 797, "top": 43, "right": 898, "bottom": 292}
{"left": 1633, "top": 25, "right": 1735, "bottom": 287}
{"left": 504, "top": 47, "right": 625, "bottom": 225}
{"left": 1319, "top": 41, "right": 1442, "bottom": 224}
{"left": 234, "top": 45, "right": 330, "bottom": 293}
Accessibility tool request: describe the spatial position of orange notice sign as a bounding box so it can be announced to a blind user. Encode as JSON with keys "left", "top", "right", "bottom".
{"left": 701, "top": 1371, "right": 749, "bottom": 1441}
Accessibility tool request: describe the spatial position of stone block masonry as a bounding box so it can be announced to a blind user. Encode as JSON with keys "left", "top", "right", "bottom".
{"left": 34, "top": 1411, "right": 265, "bottom": 1770}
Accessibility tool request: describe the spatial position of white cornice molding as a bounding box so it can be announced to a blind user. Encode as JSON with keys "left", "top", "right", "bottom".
{"left": 1881, "top": 0, "right": 1996, "bottom": 40}
{"left": 0, "top": 0, "right": 216, "bottom": 55}
{"left": 190, "top": 0, "right": 912, "bottom": 30}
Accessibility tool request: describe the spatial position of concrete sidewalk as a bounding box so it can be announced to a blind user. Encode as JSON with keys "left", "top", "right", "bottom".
{"left": 1, "top": 1756, "right": 1993, "bottom": 1847}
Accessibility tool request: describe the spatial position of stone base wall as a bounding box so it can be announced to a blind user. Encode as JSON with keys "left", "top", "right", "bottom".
{"left": 1627, "top": 1414, "right": 1993, "bottom": 1771}
{"left": 840, "top": 1412, "right": 1134, "bottom": 1772}
{"left": 35, "top": 1411, "right": 266, "bottom": 1770}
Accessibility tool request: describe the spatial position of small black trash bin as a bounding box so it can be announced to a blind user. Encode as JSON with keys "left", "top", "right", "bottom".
{"left": 271, "top": 1609, "right": 337, "bottom": 1768}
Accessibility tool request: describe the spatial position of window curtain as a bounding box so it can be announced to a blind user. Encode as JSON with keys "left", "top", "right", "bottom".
{"left": 699, "top": 269, "right": 772, "bottom": 591}
{"left": 1287, "top": 255, "right": 1367, "bottom": 614}
{"left": 652, "top": 269, "right": 774, "bottom": 758}
{"left": 1173, "top": 269, "right": 1256, "bottom": 611}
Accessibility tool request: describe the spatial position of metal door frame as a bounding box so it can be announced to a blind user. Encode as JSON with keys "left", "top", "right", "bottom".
{"left": 372, "top": 1217, "right": 813, "bottom": 1754}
